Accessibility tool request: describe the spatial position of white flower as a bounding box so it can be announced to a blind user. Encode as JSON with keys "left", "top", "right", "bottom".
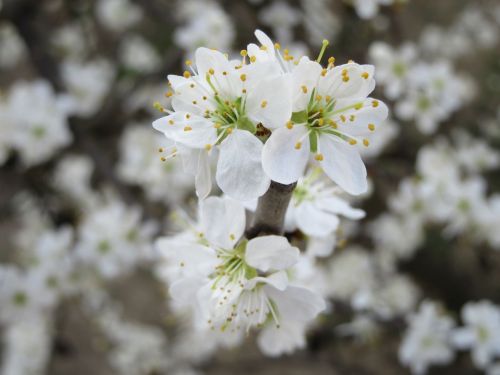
{"left": 153, "top": 41, "right": 292, "bottom": 200}
{"left": 399, "top": 301, "right": 455, "bottom": 375}
{"left": 51, "top": 23, "right": 87, "bottom": 59}
{"left": 62, "top": 59, "right": 115, "bottom": 117}
{"left": 119, "top": 35, "right": 161, "bottom": 73}
{"left": 0, "top": 316, "right": 52, "bottom": 375}
{"left": 301, "top": 0, "right": 340, "bottom": 47}
{"left": 351, "top": 0, "right": 400, "bottom": 20}
{"left": 259, "top": 1, "right": 301, "bottom": 44}
{"left": 396, "top": 61, "right": 473, "bottom": 134}
{"left": 75, "top": 199, "right": 154, "bottom": 278}
{"left": 4, "top": 80, "right": 73, "bottom": 166}
{"left": 359, "top": 117, "right": 399, "bottom": 158}
{"left": 452, "top": 301, "right": 500, "bottom": 369}
{"left": 0, "top": 23, "right": 26, "bottom": 69}
{"left": 0, "top": 266, "right": 56, "bottom": 324}
{"left": 0, "top": 101, "right": 12, "bottom": 165}
{"left": 453, "top": 132, "right": 500, "bottom": 173}
{"left": 326, "top": 247, "right": 375, "bottom": 301}
{"left": 369, "top": 213, "right": 424, "bottom": 260}
{"left": 174, "top": 0, "right": 235, "bottom": 58}
{"left": 117, "top": 124, "right": 195, "bottom": 204}
{"left": 96, "top": 0, "right": 143, "bottom": 32}
{"left": 53, "top": 154, "right": 96, "bottom": 205}
{"left": 285, "top": 169, "right": 365, "bottom": 237}
{"left": 155, "top": 197, "right": 325, "bottom": 355}
{"left": 369, "top": 42, "right": 416, "bottom": 100}
{"left": 261, "top": 40, "right": 388, "bottom": 195}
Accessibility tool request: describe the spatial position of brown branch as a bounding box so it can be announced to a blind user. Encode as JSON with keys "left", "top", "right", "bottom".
{"left": 245, "top": 181, "right": 296, "bottom": 239}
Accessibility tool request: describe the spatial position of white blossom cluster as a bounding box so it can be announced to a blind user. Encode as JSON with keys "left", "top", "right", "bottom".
{"left": 370, "top": 133, "right": 500, "bottom": 264}
{"left": 400, "top": 300, "right": 500, "bottom": 374}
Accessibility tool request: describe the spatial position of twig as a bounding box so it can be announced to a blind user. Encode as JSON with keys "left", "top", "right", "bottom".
{"left": 246, "top": 181, "right": 296, "bottom": 238}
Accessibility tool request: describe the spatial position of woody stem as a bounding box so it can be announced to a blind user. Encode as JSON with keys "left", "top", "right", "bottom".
{"left": 245, "top": 181, "right": 296, "bottom": 239}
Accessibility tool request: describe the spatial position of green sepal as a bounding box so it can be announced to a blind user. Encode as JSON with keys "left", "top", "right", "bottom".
{"left": 237, "top": 116, "right": 256, "bottom": 133}
{"left": 291, "top": 110, "right": 308, "bottom": 123}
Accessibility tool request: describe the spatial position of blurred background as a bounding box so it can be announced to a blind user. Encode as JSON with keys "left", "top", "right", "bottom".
{"left": 1, "top": 0, "right": 500, "bottom": 374}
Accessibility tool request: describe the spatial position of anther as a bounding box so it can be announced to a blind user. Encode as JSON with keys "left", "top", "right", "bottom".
{"left": 261, "top": 100, "right": 268, "bottom": 108}
{"left": 315, "top": 153, "right": 324, "bottom": 161}
{"left": 183, "top": 71, "right": 191, "bottom": 78}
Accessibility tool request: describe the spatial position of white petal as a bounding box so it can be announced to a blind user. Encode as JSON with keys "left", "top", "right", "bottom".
{"left": 245, "top": 74, "right": 292, "bottom": 130}
{"left": 257, "top": 321, "right": 306, "bottom": 357}
{"left": 200, "top": 196, "right": 246, "bottom": 249}
{"left": 216, "top": 130, "right": 270, "bottom": 201}
{"left": 194, "top": 47, "right": 236, "bottom": 99}
{"left": 294, "top": 202, "right": 340, "bottom": 237}
{"left": 320, "top": 196, "right": 366, "bottom": 219}
{"left": 306, "top": 233, "right": 337, "bottom": 258}
{"left": 318, "top": 135, "right": 368, "bottom": 195}
{"left": 254, "top": 30, "right": 276, "bottom": 58}
{"left": 152, "top": 112, "right": 217, "bottom": 149}
{"left": 291, "top": 59, "right": 322, "bottom": 112}
{"left": 262, "top": 126, "right": 310, "bottom": 184}
{"left": 155, "top": 239, "right": 218, "bottom": 277}
{"left": 169, "top": 277, "right": 205, "bottom": 305}
{"left": 195, "top": 47, "right": 231, "bottom": 78}
{"left": 265, "top": 285, "right": 326, "bottom": 322}
{"left": 451, "top": 328, "right": 475, "bottom": 349}
{"left": 195, "top": 150, "right": 212, "bottom": 199}
{"left": 318, "top": 63, "right": 367, "bottom": 99}
{"left": 245, "top": 235, "right": 299, "bottom": 272}
{"left": 331, "top": 97, "right": 389, "bottom": 137}
{"left": 245, "top": 270, "right": 289, "bottom": 291}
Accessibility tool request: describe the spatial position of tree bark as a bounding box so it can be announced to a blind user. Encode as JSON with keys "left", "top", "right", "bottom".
{"left": 246, "top": 181, "right": 296, "bottom": 239}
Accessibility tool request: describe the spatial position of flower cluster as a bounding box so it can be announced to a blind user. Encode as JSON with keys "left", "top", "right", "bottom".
{"left": 154, "top": 30, "right": 388, "bottom": 200}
